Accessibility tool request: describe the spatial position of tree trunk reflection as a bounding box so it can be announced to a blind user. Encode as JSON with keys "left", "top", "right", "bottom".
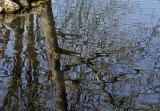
{"left": 25, "top": 14, "right": 40, "bottom": 111}
{"left": 40, "top": 1, "right": 68, "bottom": 111}
{"left": 0, "top": 17, "right": 24, "bottom": 111}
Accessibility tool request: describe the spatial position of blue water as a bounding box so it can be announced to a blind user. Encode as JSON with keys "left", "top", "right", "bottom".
{"left": 0, "top": 0, "right": 160, "bottom": 110}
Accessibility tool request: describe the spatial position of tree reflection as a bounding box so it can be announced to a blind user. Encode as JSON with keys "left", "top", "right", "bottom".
{"left": 0, "top": 29, "right": 10, "bottom": 60}
{"left": 0, "top": 0, "right": 160, "bottom": 111}
{"left": 0, "top": 17, "right": 24, "bottom": 111}
{"left": 0, "top": 1, "right": 70, "bottom": 111}
{"left": 25, "top": 14, "right": 41, "bottom": 111}
{"left": 40, "top": 1, "right": 68, "bottom": 110}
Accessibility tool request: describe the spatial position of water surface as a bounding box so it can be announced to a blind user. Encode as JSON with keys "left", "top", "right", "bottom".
{"left": 0, "top": 0, "right": 160, "bottom": 110}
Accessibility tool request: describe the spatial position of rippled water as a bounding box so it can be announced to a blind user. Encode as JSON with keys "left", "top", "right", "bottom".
{"left": 0, "top": 0, "right": 160, "bottom": 110}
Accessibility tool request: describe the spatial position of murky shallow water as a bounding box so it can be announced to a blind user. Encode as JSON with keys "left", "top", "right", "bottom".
{"left": 0, "top": 0, "right": 160, "bottom": 110}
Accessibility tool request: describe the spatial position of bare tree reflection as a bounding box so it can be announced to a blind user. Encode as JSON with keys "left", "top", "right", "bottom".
{"left": 0, "top": 17, "right": 24, "bottom": 111}
{"left": 1, "top": 0, "right": 160, "bottom": 111}
{"left": 25, "top": 14, "right": 41, "bottom": 111}
{"left": 0, "top": 29, "right": 10, "bottom": 60}
{"left": 0, "top": 1, "right": 69, "bottom": 110}
{"left": 40, "top": 1, "right": 68, "bottom": 111}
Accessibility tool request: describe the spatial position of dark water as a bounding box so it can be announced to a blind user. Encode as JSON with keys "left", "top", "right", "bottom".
{"left": 0, "top": 0, "right": 160, "bottom": 110}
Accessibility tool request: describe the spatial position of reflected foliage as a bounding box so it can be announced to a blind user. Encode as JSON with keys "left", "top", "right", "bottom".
{"left": 0, "top": 0, "right": 160, "bottom": 111}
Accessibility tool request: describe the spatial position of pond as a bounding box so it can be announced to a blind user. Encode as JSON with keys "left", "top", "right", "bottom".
{"left": 0, "top": 0, "right": 160, "bottom": 110}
